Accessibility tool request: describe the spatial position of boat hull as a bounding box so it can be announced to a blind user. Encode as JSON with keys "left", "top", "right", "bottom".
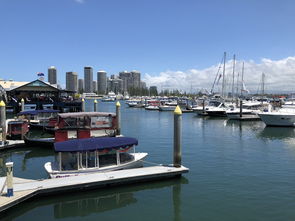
{"left": 45, "top": 152, "right": 148, "bottom": 178}
{"left": 258, "top": 113, "right": 295, "bottom": 127}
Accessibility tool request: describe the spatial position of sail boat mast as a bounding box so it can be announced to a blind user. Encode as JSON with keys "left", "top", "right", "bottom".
{"left": 240, "top": 62, "right": 244, "bottom": 96}
{"left": 221, "top": 52, "right": 226, "bottom": 98}
{"left": 231, "top": 54, "right": 236, "bottom": 100}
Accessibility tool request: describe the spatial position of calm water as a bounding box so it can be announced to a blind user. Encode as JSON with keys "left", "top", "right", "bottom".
{"left": 2, "top": 100, "right": 295, "bottom": 220}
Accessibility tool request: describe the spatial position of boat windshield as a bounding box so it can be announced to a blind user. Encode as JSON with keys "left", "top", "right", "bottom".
{"left": 56, "top": 150, "right": 135, "bottom": 171}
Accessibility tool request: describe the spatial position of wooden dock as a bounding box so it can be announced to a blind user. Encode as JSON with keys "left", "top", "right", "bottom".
{"left": 0, "top": 165, "right": 188, "bottom": 213}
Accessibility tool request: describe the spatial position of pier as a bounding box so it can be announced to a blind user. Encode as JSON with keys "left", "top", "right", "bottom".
{"left": 0, "top": 165, "right": 188, "bottom": 213}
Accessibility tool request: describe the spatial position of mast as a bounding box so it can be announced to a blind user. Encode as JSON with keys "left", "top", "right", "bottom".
{"left": 231, "top": 54, "right": 236, "bottom": 101}
{"left": 221, "top": 52, "right": 226, "bottom": 98}
{"left": 240, "top": 62, "right": 244, "bottom": 96}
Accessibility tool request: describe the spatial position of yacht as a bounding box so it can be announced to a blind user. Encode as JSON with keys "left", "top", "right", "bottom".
{"left": 258, "top": 107, "right": 295, "bottom": 127}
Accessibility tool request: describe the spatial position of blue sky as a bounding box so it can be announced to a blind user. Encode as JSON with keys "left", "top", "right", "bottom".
{"left": 1, "top": 0, "right": 295, "bottom": 92}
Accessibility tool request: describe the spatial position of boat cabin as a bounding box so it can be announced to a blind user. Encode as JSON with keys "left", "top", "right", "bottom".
{"left": 18, "top": 109, "right": 60, "bottom": 127}
{"left": 44, "top": 137, "right": 147, "bottom": 178}
{"left": 7, "top": 120, "right": 29, "bottom": 139}
{"left": 55, "top": 112, "right": 117, "bottom": 142}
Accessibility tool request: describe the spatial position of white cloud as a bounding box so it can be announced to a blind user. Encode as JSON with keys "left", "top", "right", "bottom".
{"left": 143, "top": 56, "right": 295, "bottom": 93}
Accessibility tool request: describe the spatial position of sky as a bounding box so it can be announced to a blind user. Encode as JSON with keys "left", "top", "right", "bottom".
{"left": 1, "top": 0, "right": 295, "bottom": 93}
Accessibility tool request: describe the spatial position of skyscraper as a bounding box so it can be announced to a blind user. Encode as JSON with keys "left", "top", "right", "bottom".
{"left": 93, "top": 80, "right": 97, "bottom": 93}
{"left": 131, "top": 70, "right": 141, "bottom": 88}
{"left": 48, "top": 66, "right": 57, "bottom": 85}
{"left": 97, "top": 70, "right": 107, "bottom": 95}
{"left": 78, "top": 79, "right": 84, "bottom": 94}
{"left": 84, "top": 67, "right": 93, "bottom": 93}
{"left": 66, "top": 72, "right": 78, "bottom": 92}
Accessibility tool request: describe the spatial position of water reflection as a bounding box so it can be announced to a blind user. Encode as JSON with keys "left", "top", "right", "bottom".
{"left": 257, "top": 126, "right": 295, "bottom": 140}
{"left": 2, "top": 176, "right": 188, "bottom": 220}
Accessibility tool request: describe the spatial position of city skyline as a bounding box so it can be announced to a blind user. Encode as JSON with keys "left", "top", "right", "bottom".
{"left": 1, "top": 1, "right": 295, "bottom": 93}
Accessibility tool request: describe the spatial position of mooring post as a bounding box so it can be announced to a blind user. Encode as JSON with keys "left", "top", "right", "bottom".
{"left": 81, "top": 98, "right": 85, "bottom": 112}
{"left": 174, "top": 105, "right": 182, "bottom": 168}
{"left": 94, "top": 99, "right": 97, "bottom": 112}
{"left": 202, "top": 99, "right": 205, "bottom": 114}
{"left": 21, "top": 98, "right": 25, "bottom": 112}
{"left": 6, "top": 162, "right": 14, "bottom": 197}
{"left": 239, "top": 99, "right": 243, "bottom": 118}
{"left": 116, "top": 101, "right": 121, "bottom": 136}
{"left": 0, "top": 100, "right": 6, "bottom": 143}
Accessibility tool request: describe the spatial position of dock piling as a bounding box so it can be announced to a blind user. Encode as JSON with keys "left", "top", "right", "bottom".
{"left": 239, "top": 99, "right": 243, "bottom": 118}
{"left": 6, "top": 162, "right": 13, "bottom": 197}
{"left": 82, "top": 98, "right": 85, "bottom": 112}
{"left": 21, "top": 98, "right": 25, "bottom": 112}
{"left": 116, "top": 101, "right": 121, "bottom": 135}
{"left": 0, "top": 101, "right": 6, "bottom": 143}
{"left": 94, "top": 99, "right": 97, "bottom": 112}
{"left": 173, "top": 105, "right": 182, "bottom": 168}
{"left": 202, "top": 99, "right": 205, "bottom": 114}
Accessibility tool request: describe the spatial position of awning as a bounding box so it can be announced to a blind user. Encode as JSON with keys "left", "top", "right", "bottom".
{"left": 54, "top": 137, "right": 138, "bottom": 152}
{"left": 18, "top": 109, "right": 60, "bottom": 116}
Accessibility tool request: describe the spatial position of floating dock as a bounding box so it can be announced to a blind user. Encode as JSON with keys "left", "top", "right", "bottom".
{"left": 0, "top": 165, "right": 188, "bottom": 213}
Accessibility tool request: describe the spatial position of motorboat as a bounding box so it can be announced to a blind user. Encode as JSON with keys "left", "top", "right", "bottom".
{"left": 226, "top": 101, "right": 264, "bottom": 120}
{"left": 258, "top": 107, "right": 295, "bottom": 127}
{"left": 44, "top": 137, "right": 148, "bottom": 178}
{"left": 193, "top": 100, "right": 222, "bottom": 115}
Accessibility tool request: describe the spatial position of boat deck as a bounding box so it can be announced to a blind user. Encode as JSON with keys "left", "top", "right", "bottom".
{"left": 0, "top": 165, "right": 189, "bottom": 213}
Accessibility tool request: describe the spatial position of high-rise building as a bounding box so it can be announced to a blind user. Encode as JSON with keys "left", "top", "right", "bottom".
{"left": 84, "top": 66, "right": 93, "bottom": 93}
{"left": 78, "top": 79, "right": 84, "bottom": 94}
{"left": 131, "top": 70, "right": 141, "bottom": 88}
{"left": 107, "top": 78, "right": 123, "bottom": 94}
{"left": 66, "top": 72, "right": 78, "bottom": 92}
{"left": 119, "top": 71, "right": 132, "bottom": 92}
{"left": 97, "top": 70, "right": 107, "bottom": 95}
{"left": 48, "top": 66, "right": 57, "bottom": 85}
{"left": 93, "top": 80, "right": 97, "bottom": 93}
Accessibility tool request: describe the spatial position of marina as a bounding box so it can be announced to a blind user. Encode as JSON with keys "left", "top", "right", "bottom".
{"left": 1, "top": 100, "right": 295, "bottom": 220}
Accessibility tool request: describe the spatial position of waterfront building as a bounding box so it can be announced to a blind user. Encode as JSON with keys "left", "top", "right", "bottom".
{"left": 84, "top": 66, "right": 93, "bottom": 93}
{"left": 97, "top": 70, "right": 107, "bottom": 95}
{"left": 66, "top": 72, "right": 78, "bottom": 92}
{"left": 78, "top": 79, "right": 84, "bottom": 94}
{"left": 48, "top": 66, "right": 57, "bottom": 85}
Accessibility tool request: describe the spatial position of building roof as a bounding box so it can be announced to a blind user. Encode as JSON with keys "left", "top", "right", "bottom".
{"left": 0, "top": 80, "right": 29, "bottom": 91}
{"left": 4, "top": 79, "right": 60, "bottom": 92}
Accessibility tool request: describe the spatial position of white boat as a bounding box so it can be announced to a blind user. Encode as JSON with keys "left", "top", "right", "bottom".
{"left": 145, "top": 105, "right": 159, "bottom": 110}
{"left": 158, "top": 105, "right": 175, "bottom": 111}
{"left": 44, "top": 137, "right": 148, "bottom": 178}
{"left": 258, "top": 108, "right": 295, "bottom": 127}
{"left": 193, "top": 100, "right": 222, "bottom": 115}
{"left": 226, "top": 101, "right": 265, "bottom": 120}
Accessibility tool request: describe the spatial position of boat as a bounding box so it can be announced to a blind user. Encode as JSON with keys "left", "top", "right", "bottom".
{"left": 145, "top": 100, "right": 160, "bottom": 111}
{"left": 6, "top": 119, "right": 29, "bottom": 140}
{"left": 101, "top": 91, "right": 116, "bottom": 102}
{"left": 44, "top": 136, "right": 148, "bottom": 178}
{"left": 158, "top": 105, "right": 175, "bottom": 111}
{"left": 18, "top": 109, "right": 59, "bottom": 131}
{"left": 226, "top": 101, "right": 265, "bottom": 120}
{"left": 24, "top": 112, "right": 118, "bottom": 146}
{"left": 258, "top": 107, "right": 295, "bottom": 127}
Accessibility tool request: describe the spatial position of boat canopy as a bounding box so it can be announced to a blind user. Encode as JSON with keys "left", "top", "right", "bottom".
{"left": 18, "top": 109, "right": 60, "bottom": 116}
{"left": 58, "top": 112, "right": 116, "bottom": 118}
{"left": 54, "top": 137, "right": 138, "bottom": 152}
